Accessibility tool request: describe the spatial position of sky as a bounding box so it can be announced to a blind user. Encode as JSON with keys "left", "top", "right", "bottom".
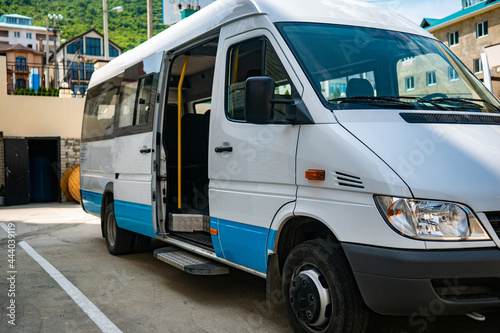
{"left": 371, "top": 0, "right": 462, "bottom": 24}
{"left": 162, "top": 0, "right": 464, "bottom": 26}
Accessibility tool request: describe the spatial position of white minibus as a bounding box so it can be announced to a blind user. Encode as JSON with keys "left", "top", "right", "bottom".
{"left": 81, "top": 0, "right": 500, "bottom": 331}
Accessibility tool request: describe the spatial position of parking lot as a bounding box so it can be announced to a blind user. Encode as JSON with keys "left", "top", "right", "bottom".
{"left": 1, "top": 203, "right": 499, "bottom": 333}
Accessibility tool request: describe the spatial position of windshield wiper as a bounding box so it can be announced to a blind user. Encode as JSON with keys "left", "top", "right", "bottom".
{"left": 422, "top": 97, "right": 500, "bottom": 112}
{"left": 329, "top": 96, "right": 416, "bottom": 109}
{"left": 417, "top": 97, "right": 491, "bottom": 111}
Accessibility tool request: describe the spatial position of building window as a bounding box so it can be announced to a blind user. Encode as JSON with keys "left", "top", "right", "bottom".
{"left": 109, "top": 44, "right": 119, "bottom": 57}
{"left": 85, "top": 37, "right": 101, "bottom": 56}
{"left": 73, "top": 84, "right": 88, "bottom": 95}
{"left": 448, "top": 67, "right": 460, "bottom": 81}
{"left": 448, "top": 31, "right": 459, "bottom": 46}
{"left": 67, "top": 61, "right": 80, "bottom": 80}
{"left": 16, "top": 79, "right": 26, "bottom": 89}
{"left": 476, "top": 21, "right": 488, "bottom": 38}
{"left": 464, "top": 0, "right": 486, "bottom": 8}
{"left": 16, "top": 56, "right": 26, "bottom": 71}
{"left": 67, "top": 39, "right": 82, "bottom": 54}
{"left": 405, "top": 76, "right": 414, "bottom": 91}
{"left": 85, "top": 63, "right": 94, "bottom": 80}
{"left": 426, "top": 71, "right": 436, "bottom": 86}
{"left": 26, "top": 32, "right": 32, "bottom": 39}
{"left": 473, "top": 58, "right": 483, "bottom": 73}
{"left": 14, "top": 31, "right": 20, "bottom": 38}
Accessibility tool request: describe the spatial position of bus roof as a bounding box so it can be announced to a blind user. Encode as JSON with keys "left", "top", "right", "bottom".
{"left": 89, "top": 0, "right": 432, "bottom": 89}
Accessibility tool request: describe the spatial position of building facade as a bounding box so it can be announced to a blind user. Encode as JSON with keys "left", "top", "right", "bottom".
{"left": 422, "top": 0, "right": 500, "bottom": 99}
{"left": 0, "top": 14, "right": 61, "bottom": 52}
{"left": 55, "top": 29, "right": 122, "bottom": 95}
{"left": 0, "top": 43, "right": 44, "bottom": 93}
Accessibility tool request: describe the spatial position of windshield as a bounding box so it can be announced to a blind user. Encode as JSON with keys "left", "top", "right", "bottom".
{"left": 277, "top": 23, "right": 500, "bottom": 113}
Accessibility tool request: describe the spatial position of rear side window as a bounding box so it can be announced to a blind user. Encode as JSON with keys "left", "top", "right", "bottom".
{"left": 82, "top": 74, "right": 122, "bottom": 142}
{"left": 226, "top": 37, "right": 294, "bottom": 122}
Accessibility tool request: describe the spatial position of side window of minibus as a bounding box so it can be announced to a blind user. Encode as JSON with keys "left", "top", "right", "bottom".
{"left": 226, "top": 37, "right": 294, "bottom": 122}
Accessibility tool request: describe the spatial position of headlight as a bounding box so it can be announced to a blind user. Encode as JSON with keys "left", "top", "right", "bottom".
{"left": 375, "top": 196, "right": 490, "bottom": 241}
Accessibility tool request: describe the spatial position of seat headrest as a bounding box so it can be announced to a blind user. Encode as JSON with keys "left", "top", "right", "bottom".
{"left": 346, "top": 78, "right": 374, "bottom": 98}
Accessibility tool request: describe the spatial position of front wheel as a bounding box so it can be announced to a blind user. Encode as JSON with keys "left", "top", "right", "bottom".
{"left": 282, "top": 240, "right": 369, "bottom": 333}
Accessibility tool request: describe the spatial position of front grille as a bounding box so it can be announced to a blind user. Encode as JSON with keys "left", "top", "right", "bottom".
{"left": 485, "top": 211, "right": 500, "bottom": 239}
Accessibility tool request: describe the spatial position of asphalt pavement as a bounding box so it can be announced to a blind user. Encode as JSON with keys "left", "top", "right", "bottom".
{"left": 0, "top": 203, "right": 498, "bottom": 333}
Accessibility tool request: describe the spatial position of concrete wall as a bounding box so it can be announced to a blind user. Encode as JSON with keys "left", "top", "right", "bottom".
{"left": 0, "top": 54, "right": 85, "bottom": 201}
{"left": 0, "top": 55, "right": 85, "bottom": 138}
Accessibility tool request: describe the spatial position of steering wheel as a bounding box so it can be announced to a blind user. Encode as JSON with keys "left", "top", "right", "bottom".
{"left": 421, "top": 93, "right": 448, "bottom": 100}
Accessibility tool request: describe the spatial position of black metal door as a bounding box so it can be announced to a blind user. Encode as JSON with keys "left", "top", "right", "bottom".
{"left": 4, "top": 138, "right": 29, "bottom": 205}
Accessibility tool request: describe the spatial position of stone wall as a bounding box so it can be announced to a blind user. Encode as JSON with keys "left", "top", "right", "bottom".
{"left": 0, "top": 136, "right": 4, "bottom": 188}
{"left": 60, "top": 138, "right": 80, "bottom": 202}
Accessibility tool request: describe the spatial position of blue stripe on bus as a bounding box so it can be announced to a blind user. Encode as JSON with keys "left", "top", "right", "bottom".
{"left": 114, "top": 200, "right": 156, "bottom": 238}
{"left": 211, "top": 218, "right": 277, "bottom": 273}
{"left": 81, "top": 190, "right": 102, "bottom": 216}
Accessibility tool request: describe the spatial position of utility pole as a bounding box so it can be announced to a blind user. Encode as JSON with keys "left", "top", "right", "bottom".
{"left": 45, "top": 17, "right": 49, "bottom": 88}
{"left": 147, "top": 0, "right": 153, "bottom": 39}
{"left": 103, "top": 0, "right": 109, "bottom": 60}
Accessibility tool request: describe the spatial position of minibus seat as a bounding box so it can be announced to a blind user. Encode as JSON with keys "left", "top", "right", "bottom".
{"left": 346, "top": 78, "right": 374, "bottom": 98}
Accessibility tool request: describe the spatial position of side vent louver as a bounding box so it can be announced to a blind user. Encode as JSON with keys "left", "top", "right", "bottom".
{"left": 401, "top": 113, "right": 500, "bottom": 125}
{"left": 334, "top": 172, "right": 364, "bottom": 189}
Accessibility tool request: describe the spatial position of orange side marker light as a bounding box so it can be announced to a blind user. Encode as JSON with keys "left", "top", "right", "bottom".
{"left": 305, "top": 169, "right": 325, "bottom": 181}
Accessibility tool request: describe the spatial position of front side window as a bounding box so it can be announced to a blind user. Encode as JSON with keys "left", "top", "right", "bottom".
{"left": 278, "top": 23, "right": 500, "bottom": 113}
{"left": 226, "top": 37, "right": 294, "bottom": 122}
{"left": 476, "top": 21, "right": 488, "bottom": 38}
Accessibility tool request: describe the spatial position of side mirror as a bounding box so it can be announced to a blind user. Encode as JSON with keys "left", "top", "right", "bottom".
{"left": 245, "top": 76, "right": 274, "bottom": 124}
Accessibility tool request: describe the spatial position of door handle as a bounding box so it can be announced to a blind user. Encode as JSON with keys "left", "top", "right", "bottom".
{"left": 215, "top": 146, "right": 233, "bottom": 153}
{"left": 5, "top": 167, "right": 11, "bottom": 177}
{"left": 140, "top": 148, "right": 153, "bottom": 154}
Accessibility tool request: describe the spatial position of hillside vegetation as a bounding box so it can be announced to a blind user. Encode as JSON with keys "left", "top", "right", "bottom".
{"left": 0, "top": 0, "right": 164, "bottom": 51}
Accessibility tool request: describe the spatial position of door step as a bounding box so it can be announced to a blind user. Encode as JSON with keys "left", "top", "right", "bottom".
{"left": 154, "top": 247, "right": 229, "bottom": 275}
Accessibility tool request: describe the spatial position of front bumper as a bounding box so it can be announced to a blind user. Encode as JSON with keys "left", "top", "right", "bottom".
{"left": 342, "top": 243, "right": 500, "bottom": 316}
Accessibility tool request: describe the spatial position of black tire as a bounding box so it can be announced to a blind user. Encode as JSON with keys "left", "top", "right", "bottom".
{"left": 282, "top": 239, "right": 369, "bottom": 333}
{"left": 104, "top": 202, "right": 134, "bottom": 255}
{"left": 132, "top": 233, "right": 151, "bottom": 253}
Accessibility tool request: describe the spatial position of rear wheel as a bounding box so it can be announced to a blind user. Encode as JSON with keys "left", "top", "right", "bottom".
{"left": 282, "top": 239, "right": 369, "bottom": 333}
{"left": 104, "top": 202, "right": 134, "bottom": 255}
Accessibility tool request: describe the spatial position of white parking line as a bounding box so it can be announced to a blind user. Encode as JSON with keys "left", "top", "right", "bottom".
{"left": 0, "top": 222, "right": 122, "bottom": 333}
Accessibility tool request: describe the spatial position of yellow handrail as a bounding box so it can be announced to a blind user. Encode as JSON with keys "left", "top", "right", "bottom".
{"left": 177, "top": 54, "right": 190, "bottom": 209}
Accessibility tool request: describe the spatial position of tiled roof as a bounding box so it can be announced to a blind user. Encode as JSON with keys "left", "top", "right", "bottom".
{"left": 422, "top": 0, "right": 499, "bottom": 29}
{"left": 0, "top": 43, "right": 44, "bottom": 54}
